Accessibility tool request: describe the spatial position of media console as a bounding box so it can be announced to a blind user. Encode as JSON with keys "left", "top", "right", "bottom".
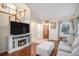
{"left": 7, "top": 33, "right": 31, "bottom": 53}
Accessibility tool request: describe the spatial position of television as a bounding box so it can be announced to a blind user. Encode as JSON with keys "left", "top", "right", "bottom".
{"left": 10, "top": 21, "right": 30, "bottom": 35}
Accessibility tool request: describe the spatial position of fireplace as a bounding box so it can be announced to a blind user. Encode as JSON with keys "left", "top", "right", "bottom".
{"left": 18, "top": 39, "right": 26, "bottom": 47}
{"left": 8, "top": 34, "right": 31, "bottom": 53}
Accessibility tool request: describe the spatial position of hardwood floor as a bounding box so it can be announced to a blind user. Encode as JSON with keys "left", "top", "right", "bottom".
{"left": 51, "top": 40, "right": 59, "bottom": 56}
{"left": 0, "top": 45, "right": 31, "bottom": 56}
{"left": 0, "top": 40, "right": 59, "bottom": 56}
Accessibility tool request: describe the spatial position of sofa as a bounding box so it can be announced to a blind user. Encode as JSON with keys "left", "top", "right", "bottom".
{"left": 57, "top": 46, "right": 79, "bottom": 56}
{"left": 57, "top": 36, "right": 79, "bottom": 56}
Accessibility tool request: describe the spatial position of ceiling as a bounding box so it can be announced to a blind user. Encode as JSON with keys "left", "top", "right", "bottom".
{"left": 26, "top": 3, "right": 79, "bottom": 20}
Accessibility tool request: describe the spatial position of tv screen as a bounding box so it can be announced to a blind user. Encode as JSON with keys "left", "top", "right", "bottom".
{"left": 22, "top": 23, "right": 29, "bottom": 34}
{"left": 10, "top": 21, "right": 30, "bottom": 35}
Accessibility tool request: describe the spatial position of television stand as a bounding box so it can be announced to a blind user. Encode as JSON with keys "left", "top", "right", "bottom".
{"left": 7, "top": 33, "right": 31, "bottom": 53}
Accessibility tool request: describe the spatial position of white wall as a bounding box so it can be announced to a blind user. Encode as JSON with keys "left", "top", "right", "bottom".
{"left": 31, "top": 20, "right": 37, "bottom": 41}
{"left": 31, "top": 19, "right": 59, "bottom": 41}
{"left": 49, "top": 20, "right": 59, "bottom": 40}
{"left": 36, "top": 23, "right": 43, "bottom": 40}
{"left": 0, "top": 12, "right": 10, "bottom": 53}
{"left": 31, "top": 20, "right": 43, "bottom": 42}
{"left": 0, "top": 4, "right": 31, "bottom": 53}
{"left": 30, "top": 9, "right": 43, "bottom": 42}
{"left": 0, "top": 4, "right": 15, "bottom": 53}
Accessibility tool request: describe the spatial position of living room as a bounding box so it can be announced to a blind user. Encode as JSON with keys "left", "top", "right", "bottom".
{"left": 0, "top": 3, "right": 79, "bottom": 56}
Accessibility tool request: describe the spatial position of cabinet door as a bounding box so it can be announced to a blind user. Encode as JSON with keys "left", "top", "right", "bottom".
{"left": 28, "top": 36, "right": 30, "bottom": 43}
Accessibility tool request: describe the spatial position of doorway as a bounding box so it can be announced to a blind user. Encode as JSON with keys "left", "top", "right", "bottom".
{"left": 43, "top": 22, "right": 49, "bottom": 39}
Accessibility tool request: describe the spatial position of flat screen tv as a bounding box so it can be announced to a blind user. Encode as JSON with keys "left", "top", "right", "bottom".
{"left": 10, "top": 21, "right": 30, "bottom": 35}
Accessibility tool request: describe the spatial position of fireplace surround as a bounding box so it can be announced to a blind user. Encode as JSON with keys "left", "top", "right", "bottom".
{"left": 7, "top": 33, "right": 31, "bottom": 53}
{"left": 18, "top": 39, "right": 27, "bottom": 47}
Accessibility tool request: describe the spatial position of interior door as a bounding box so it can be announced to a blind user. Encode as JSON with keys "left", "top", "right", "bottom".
{"left": 43, "top": 24, "right": 49, "bottom": 39}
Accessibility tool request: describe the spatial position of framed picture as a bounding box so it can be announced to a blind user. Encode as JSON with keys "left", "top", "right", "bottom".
{"left": 59, "top": 21, "right": 73, "bottom": 36}
{"left": 51, "top": 22, "right": 56, "bottom": 29}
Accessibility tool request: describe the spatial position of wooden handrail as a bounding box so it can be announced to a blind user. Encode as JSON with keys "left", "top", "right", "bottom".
{"left": 9, "top": 9, "right": 26, "bottom": 22}
{"left": 10, "top": 9, "right": 26, "bottom": 17}
{"left": 0, "top": 3, "right": 26, "bottom": 23}
{"left": 16, "top": 9, "right": 26, "bottom": 15}
{"left": 16, "top": 15, "right": 21, "bottom": 22}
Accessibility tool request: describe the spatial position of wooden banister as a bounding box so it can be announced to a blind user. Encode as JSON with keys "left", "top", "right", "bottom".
{"left": 9, "top": 9, "right": 26, "bottom": 22}
{"left": 0, "top": 3, "right": 26, "bottom": 23}
{"left": 10, "top": 9, "right": 26, "bottom": 17}
{"left": 16, "top": 15, "right": 21, "bottom": 22}
{"left": 16, "top": 9, "right": 26, "bottom": 15}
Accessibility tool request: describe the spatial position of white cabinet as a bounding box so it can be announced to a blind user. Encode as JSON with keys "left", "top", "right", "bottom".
{"left": 8, "top": 33, "right": 31, "bottom": 53}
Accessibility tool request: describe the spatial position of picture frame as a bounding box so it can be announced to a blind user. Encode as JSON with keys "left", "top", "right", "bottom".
{"left": 51, "top": 22, "right": 56, "bottom": 29}
{"left": 59, "top": 21, "right": 73, "bottom": 36}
